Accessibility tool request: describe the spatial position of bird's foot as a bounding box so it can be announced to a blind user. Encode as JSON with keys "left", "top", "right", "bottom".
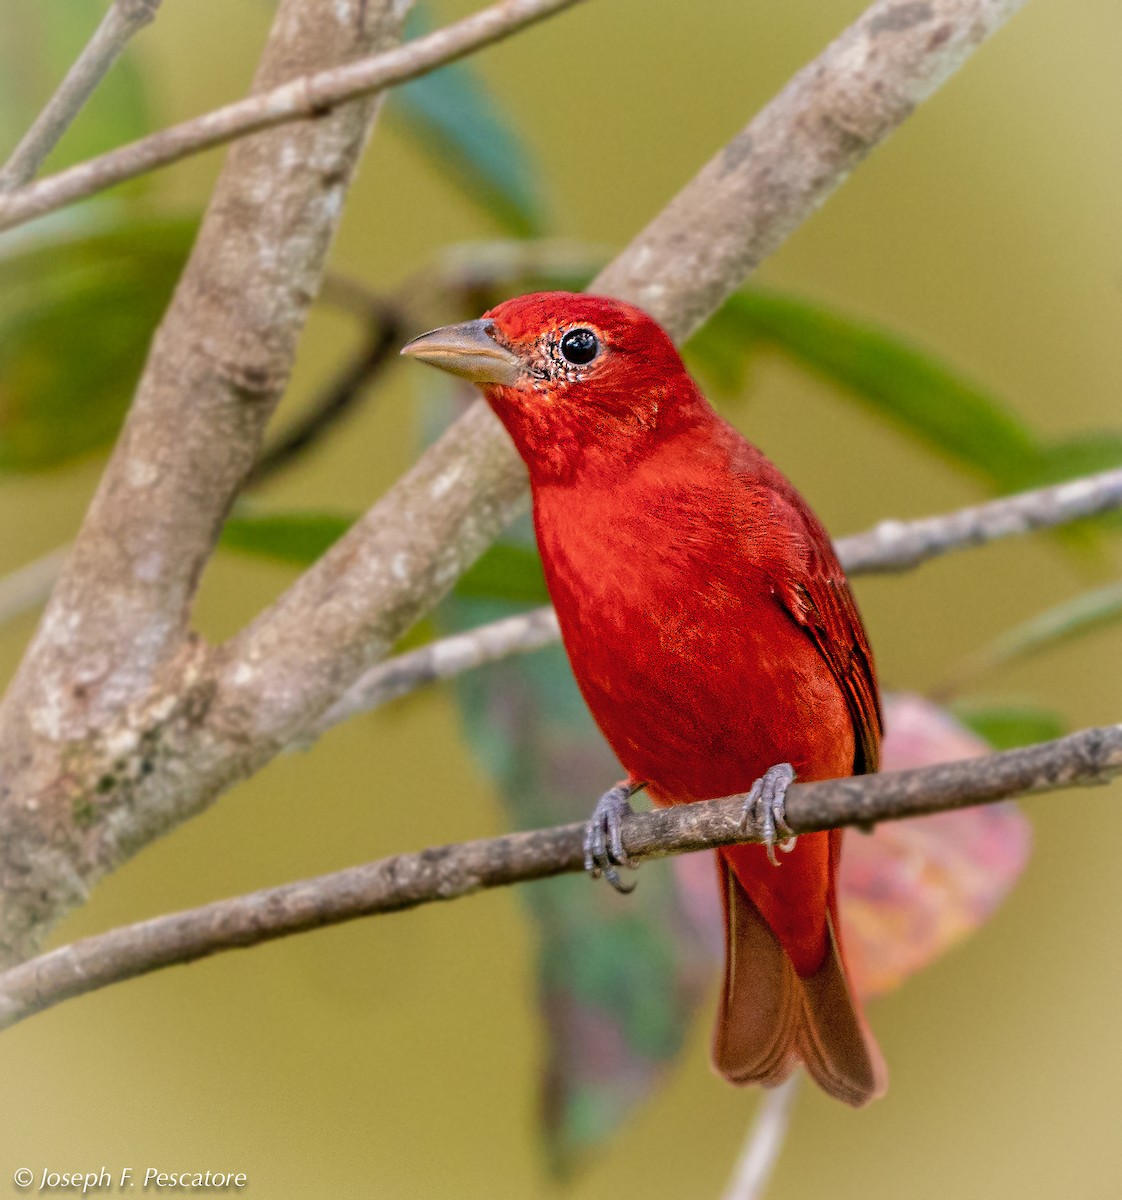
{"left": 741, "top": 763, "right": 797, "bottom": 866}
{"left": 584, "top": 782, "right": 642, "bottom": 894}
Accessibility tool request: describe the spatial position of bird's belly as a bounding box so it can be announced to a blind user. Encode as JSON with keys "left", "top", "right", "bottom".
{"left": 557, "top": 592, "right": 855, "bottom": 802}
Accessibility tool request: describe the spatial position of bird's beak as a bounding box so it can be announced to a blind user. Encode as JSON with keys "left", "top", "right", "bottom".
{"left": 400, "top": 319, "right": 523, "bottom": 386}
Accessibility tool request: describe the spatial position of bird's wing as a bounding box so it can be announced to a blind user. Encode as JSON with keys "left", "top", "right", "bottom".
{"left": 768, "top": 498, "right": 882, "bottom": 776}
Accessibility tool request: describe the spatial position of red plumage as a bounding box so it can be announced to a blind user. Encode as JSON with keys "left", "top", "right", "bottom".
{"left": 405, "top": 291, "right": 886, "bottom": 1105}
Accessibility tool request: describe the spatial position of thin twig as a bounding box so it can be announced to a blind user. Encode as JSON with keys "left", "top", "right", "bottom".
{"left": 0, "top": 0, "right": 585, "bottom": 233}
{"left": 721, "top": 1076, "right": 801, "bottom": 1200}
{"left": 0, "top": 546, "right": 71, "bottom": 629}
{"left": 836, "top": 467, "right": 1122, "bottom": 573}
{"left": 0, "top": 0, "right": 163, "bottom": 193}
{"left": 311, "top": 466, "right": 1122, "bottom": 736}
{"left": 0, "top": 724, "right": 1117, "bottom": 1033}
{"left": 7, "top": 461, "right": 1119, "bottom": 709}
{"left": 306, "top": 606, "right": 561, "bottom": 739}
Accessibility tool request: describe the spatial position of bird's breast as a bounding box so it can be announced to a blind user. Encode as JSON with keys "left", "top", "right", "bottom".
{"left": 532, "top": 477, "right": 854, "bottom": 800}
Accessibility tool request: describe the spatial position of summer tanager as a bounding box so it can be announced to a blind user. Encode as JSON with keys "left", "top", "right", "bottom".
{"left": 402, "top": 292, "right": 886, "bottom": 1105}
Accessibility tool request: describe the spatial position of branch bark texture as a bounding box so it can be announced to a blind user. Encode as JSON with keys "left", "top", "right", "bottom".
{"left": 0, "top": 0, "right": 412, "bottom": 966}
{"left": 0, "top": 724, "right": 1116, "bottom": 1034}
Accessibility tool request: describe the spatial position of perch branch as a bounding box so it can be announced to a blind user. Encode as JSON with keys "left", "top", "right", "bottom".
{"left": 0, "top": 0, "right": 585, "bottom": 233}
{"left": 0, "top": 724, "right": 1117, "bottom": 1033}
{"left": 0, "top": 0, "right": 163, "bottom": 192}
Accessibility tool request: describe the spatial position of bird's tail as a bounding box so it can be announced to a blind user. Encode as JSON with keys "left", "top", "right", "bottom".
{"left": 712, "top": 849, "right": 887, "bottom": 1106}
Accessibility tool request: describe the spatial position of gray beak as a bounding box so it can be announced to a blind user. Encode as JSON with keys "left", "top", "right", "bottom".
{"left": 400, "top": 319, "right": 523, "bottom": 386}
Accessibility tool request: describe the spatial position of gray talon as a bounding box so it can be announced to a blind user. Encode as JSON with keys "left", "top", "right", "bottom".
{"left": 740, "top": 762, "right": 797, "bottom": 867}
{"left": 584, "top": 783, "right": 639, "bottom": 894}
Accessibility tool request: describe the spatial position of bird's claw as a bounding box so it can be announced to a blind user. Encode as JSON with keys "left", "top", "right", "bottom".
{"left": 584, "top": 783, "right": 639, "bottom": 894}
{"left": 741, "top": 762, "right": 797, "bottom": 866}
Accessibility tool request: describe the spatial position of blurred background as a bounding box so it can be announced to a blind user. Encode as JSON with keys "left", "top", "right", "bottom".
{"left": 2, "top": 1, "right": 1121, "bottom": 1196}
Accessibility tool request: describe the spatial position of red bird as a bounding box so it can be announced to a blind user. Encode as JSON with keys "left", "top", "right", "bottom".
{"left": 402, "top": 292, "right": 886, "bottom": 1105}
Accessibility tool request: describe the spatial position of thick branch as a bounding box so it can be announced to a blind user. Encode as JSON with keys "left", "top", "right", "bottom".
{"left": 0, "top": 725, "right": 1117, "bottom": 1033}
{"left": 0, "top": 0, "right": 584, "bottom": 234}
{"left": 0, "top": 240, "right": 603, "bottom": 634}
{"left": 0, "top": 0, "right": 412, "bottom": 966}
{"left": 314, "top": 466, "right": 1122, "bottom": 735}
{"left": 0, "top": 0, "right": 162, "bottom": 193}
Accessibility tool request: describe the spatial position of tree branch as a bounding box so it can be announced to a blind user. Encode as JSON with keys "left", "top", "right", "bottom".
{"left": 306, "top": 606, "right": 562, "bottom": 740}
{"left": 836, "top": 467, "right": 1122, "bottom": 573}
{"left": 0, "top": 240, "right": 601, "bottom": 633}
{"left": 0, "top": 725, "right": 1117, "bottom": 1034}
{"left": 0, "top": 0, "right": 163, "bottom": 193}
{"left": 0, "top": 0, "right": 413, "bottom": 967}
{"left": 0, "top": 0, "right": 585, "bottom": 234}
{"left": 310, "top": 466, "right": 1122, "bottom": 737}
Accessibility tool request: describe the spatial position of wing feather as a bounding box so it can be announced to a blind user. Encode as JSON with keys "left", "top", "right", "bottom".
{"left": 765, "top": 492, "right": 881, "bottom": 776}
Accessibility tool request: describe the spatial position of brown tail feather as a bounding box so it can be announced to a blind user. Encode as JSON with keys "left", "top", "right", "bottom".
{"left": 712, "top": 862, "right": 887, "bottom": 1106}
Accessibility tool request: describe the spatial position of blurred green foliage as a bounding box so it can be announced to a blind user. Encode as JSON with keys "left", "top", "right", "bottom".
{"left": 391, "top": 5, "right": 546, "bottom": 238}
{"left": 952, "top": 703, "right": 1066, "bottom": 751}
{"left": 0, "top": 214, "right": 193, "bottom": 470}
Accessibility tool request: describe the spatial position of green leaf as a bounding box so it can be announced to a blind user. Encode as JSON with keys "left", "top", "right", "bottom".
{"left": 944, "top": 580, "right": 1122, "bottom": 694}
{"left": 454, "top": 542, "right": 548, "bottom": 605}
{"left": 220, "top": 512, "right": 351, "bottom": 565}
{"left": 0, "top": 215, "right": 195, "bottom": 471}
{"left": 390, "top": 5, "right": 546, "bottom": 237}
{"left": 951, "top": 702, "right": 1066, "bottom": 750}
{"left": 0, "top": 0, "right": 152, "bottom": 184}
{"left": 1026, "top": 432, "right": 1122, "bottom": 486}
{"left": 690, "top": 288, "right": 1045, "bottom": 489}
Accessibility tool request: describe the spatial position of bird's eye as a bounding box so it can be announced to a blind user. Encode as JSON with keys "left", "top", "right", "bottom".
{"left": 559, "top": 328, "right": 599, "bottom": 366}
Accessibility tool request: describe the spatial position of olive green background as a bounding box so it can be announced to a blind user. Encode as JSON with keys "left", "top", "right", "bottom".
{"left": 2, "top": 1, "right": 1122, "bottom": 1196}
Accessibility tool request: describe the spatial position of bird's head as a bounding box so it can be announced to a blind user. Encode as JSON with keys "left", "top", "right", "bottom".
{"left": 401, "top": 291, "right": 707, "bottom": 483}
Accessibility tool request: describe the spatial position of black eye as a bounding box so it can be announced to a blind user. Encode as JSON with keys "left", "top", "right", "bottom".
{"left": 559, "top": 327, "right": 599, "bottom": 366}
